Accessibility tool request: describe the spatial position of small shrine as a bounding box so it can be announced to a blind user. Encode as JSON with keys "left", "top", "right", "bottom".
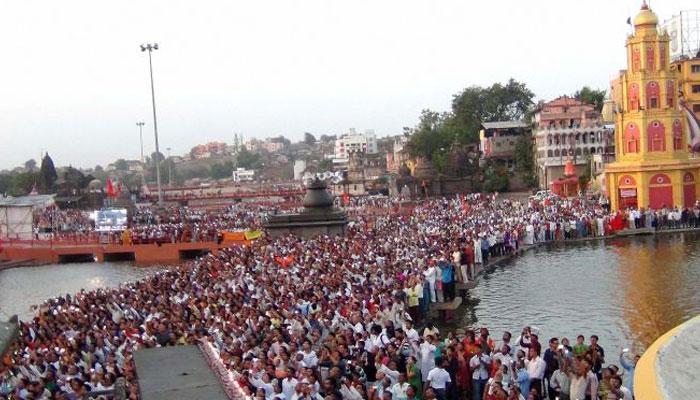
{"left": 550, "top": 159, "right": 580, "bottom": 198}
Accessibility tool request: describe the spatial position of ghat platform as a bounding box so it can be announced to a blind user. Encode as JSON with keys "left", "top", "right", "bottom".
{"left": 0, "top": 239, "right": 248, "bottom": 264}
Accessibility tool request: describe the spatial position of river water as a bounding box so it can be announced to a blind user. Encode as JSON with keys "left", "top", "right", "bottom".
{"left": 0, "top": 262, "right": 164, "bottom": 321}
{"left": 1, "top": 233, "right": 699, "bottom": 356}
{"left": 462, "top": 231, "right": 700, "bottom": 355}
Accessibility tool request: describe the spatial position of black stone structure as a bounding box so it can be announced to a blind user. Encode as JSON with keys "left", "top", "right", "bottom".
{"left": 266, "top": 178, "right": 348, "bottom": 238}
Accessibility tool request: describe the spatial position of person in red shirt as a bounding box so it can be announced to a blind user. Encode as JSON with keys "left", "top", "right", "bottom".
{"left": 464, "top": 243, "right": 475, "bottom": 280}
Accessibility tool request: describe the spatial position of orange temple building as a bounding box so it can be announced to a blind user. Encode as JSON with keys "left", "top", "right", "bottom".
{"left": 606, "top": 2, "right": 700, "bottom": 211}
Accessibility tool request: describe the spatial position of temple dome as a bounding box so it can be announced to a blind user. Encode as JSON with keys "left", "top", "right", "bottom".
{"left": 634, "top": 2, "right": 658, "bottom": 28}
{"left": 303, "top": 178, "right": 333, "bottom": 209}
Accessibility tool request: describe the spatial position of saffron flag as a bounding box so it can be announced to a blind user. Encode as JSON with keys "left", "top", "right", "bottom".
{"left": 106, "top": 178, "right": 116, "bottom": 198}
{"left": 680, "top": 98, "right": 700, "bottom": 152}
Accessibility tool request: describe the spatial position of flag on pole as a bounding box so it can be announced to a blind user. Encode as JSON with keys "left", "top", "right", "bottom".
{"left": 680, "top": 98, "right": 700, "bottom": 152}
{"left": 106, "top": 178, "right": 116, "bottom": 198}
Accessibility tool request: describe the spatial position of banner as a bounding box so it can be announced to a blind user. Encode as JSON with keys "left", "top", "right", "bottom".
{"left": 620, "top": 188, "right": 637, "bottom": 198}
{"left": 222, "top": 231, "right": 246, "bottom": 242}
{"left": 244, "top": 230, "right": 263, "bottom": 240}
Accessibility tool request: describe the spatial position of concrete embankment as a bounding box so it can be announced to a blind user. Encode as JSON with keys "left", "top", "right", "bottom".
{"left": 634, "top": 314, "right": 700, "bottom": 400}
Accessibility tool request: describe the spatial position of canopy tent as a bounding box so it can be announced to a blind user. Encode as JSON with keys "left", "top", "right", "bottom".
{"left": 0, "top": 195, "right": 55, "bottom": 240}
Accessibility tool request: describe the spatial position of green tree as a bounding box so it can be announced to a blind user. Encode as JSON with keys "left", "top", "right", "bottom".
{"left": 91, "top": 166, "right": 106, "bottom": 185}
{"left": 210, "top": 161, "right": 235, "bottom": 179}
{"left": 236, "top": 146, "right": 260, "bottom": 169}
{"left": 483, "top": 166, "right": 510, "bottom": 192}
{"left": 451, "top": 78, "right": 535, "bottom": 143}
{"left": 406, "top": 110, "right": 454, "bottom": 162}
{"left": 113, "top": 159, "right": 129, "bottom": 171}
{"left": 62, "top": 167, "right": 86, "bottom": 188}
{"left": 39, "top": 153, "right": 57, "bottom": 193}
{"left": 304, "top": 132, "right": 317, "bottom": 145}
{"left": 0, "top": 173, "right": 11, "bottom": 195}
{"left": 149, "top": 152, "right": 165, "bottom": 165}
{"left": 181, "top": 166, "right": 209, "bottom": 181}
{"left": 318, "top": 158, "right": 333, "bottom": 171}
{"left": 574, "top": 86, "right": 606, "bottom": 112}
{"left": 24, "top": 159, "right": 37, "bottom": 172}
{"left": 514, "top": 133, "right": 537, "bottom": 188}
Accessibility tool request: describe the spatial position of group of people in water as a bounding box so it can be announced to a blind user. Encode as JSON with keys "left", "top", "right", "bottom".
{"left": 2, "top": 191, "right": 685, "bottom": 399}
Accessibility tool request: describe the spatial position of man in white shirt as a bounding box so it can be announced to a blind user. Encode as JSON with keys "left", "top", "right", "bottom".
{"left": 426, "top": 357, "right": 451, "bottom": 400}
{"left": 298, "top": 340, "right": 318, "bottom": 368}
{"left": 390, "top": 373, "right": 411, "bottom": 400}
{"left": 282, "top": 371, "right": 299, "bottom": 400}
{"left": 469, "top": 349, "right": 491, "bottom": 400}
{"left": 525, "top": 348, "right": 546, "bottom": 398}
{"left": 403, "top": 321, "right": 420, "bottom": 343}
{"left": 423, "top": 264, "right": 437, "bottom": 303}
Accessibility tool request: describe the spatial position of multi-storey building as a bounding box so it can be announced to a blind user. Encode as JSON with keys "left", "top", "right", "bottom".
{"left": 479, "top": 121, "right": 529, "bottom": 171}
{"left": 533, "top": 96, "right": 615, "bottom": 188}
{"left": 334, "top": 129, "right": 378, "bottom": 160}
{"left": 190, "top": 142, "right": 227, "bottom": 159}
{"left": 671, "top": 56, "right": 700, "bottom": 117}
{"left": 605, "top": 2, "right": 700, "bottom": 210}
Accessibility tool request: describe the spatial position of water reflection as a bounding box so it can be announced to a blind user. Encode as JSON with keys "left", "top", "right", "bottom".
{"left": 0, "top": 262, "right": 164, "bottom": 321}
{"left": 463, "top": 232, "right": 700, "bottom": 353}
{"left": 614, "top": 234, "right": 700, "bottom": 348}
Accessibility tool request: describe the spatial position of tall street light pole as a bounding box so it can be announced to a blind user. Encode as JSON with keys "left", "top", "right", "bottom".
{"left": 136, "top": 121, "right": 146, "bottom": 188}
{"left": 166, "top": 147, "right": 172, "bottom": 186}
{"left": 140, "top": 42, "right": 163, "bottom": 205}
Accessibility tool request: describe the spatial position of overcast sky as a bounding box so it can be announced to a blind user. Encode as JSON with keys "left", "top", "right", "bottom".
{"left": 1, "top": 0, "right": 697, "bottom": 170}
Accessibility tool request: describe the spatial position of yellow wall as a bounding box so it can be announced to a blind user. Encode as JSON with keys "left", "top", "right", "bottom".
{"left": 606, "top": 167, "right": 700, "bottom": 210}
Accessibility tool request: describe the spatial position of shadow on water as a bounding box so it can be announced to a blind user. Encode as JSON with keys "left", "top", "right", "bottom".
{"left": 442, "top": 232, "right": 700, "bottom": 353}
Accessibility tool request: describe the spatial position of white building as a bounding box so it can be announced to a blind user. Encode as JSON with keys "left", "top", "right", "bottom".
{"left": 533, "top": 96, "right": 615, "bottom": 188}
{"left": 232, "top": 168, "right": 255, "bottom": 182}
{"left": 293, "top": 160, "right": 306, "bottom": 181}
{"left": 334, "top": 128, "right": 378, "bottom": 160}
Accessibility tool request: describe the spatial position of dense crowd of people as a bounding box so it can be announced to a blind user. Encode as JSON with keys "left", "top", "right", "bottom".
{"left": 1, "top": 193, "right": 655, "bottom": 400}
{"left": 125, "top": 205, "right": 270, "bottom": 244}
{"left": 32, "top": 208, "right": 92, "bottom": 235}
{"left": 28, "top": 205, "right": 273, "bottom": 245}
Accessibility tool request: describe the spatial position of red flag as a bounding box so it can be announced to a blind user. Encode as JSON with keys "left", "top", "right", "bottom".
{"left": 342, "top": 192, "right": 350, "bottom": 205}
{"left": 106, "top": 178, "right": 116, "bottom": 198}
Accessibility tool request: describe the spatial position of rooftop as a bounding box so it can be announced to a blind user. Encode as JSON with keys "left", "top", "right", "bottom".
{"left": 481, "top": 121, "right": 529, "bottom": 130}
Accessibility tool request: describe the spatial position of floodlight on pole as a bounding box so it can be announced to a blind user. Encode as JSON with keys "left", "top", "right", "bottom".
{"left": 140, "top": 42, "right": 163, "bottom": 205}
